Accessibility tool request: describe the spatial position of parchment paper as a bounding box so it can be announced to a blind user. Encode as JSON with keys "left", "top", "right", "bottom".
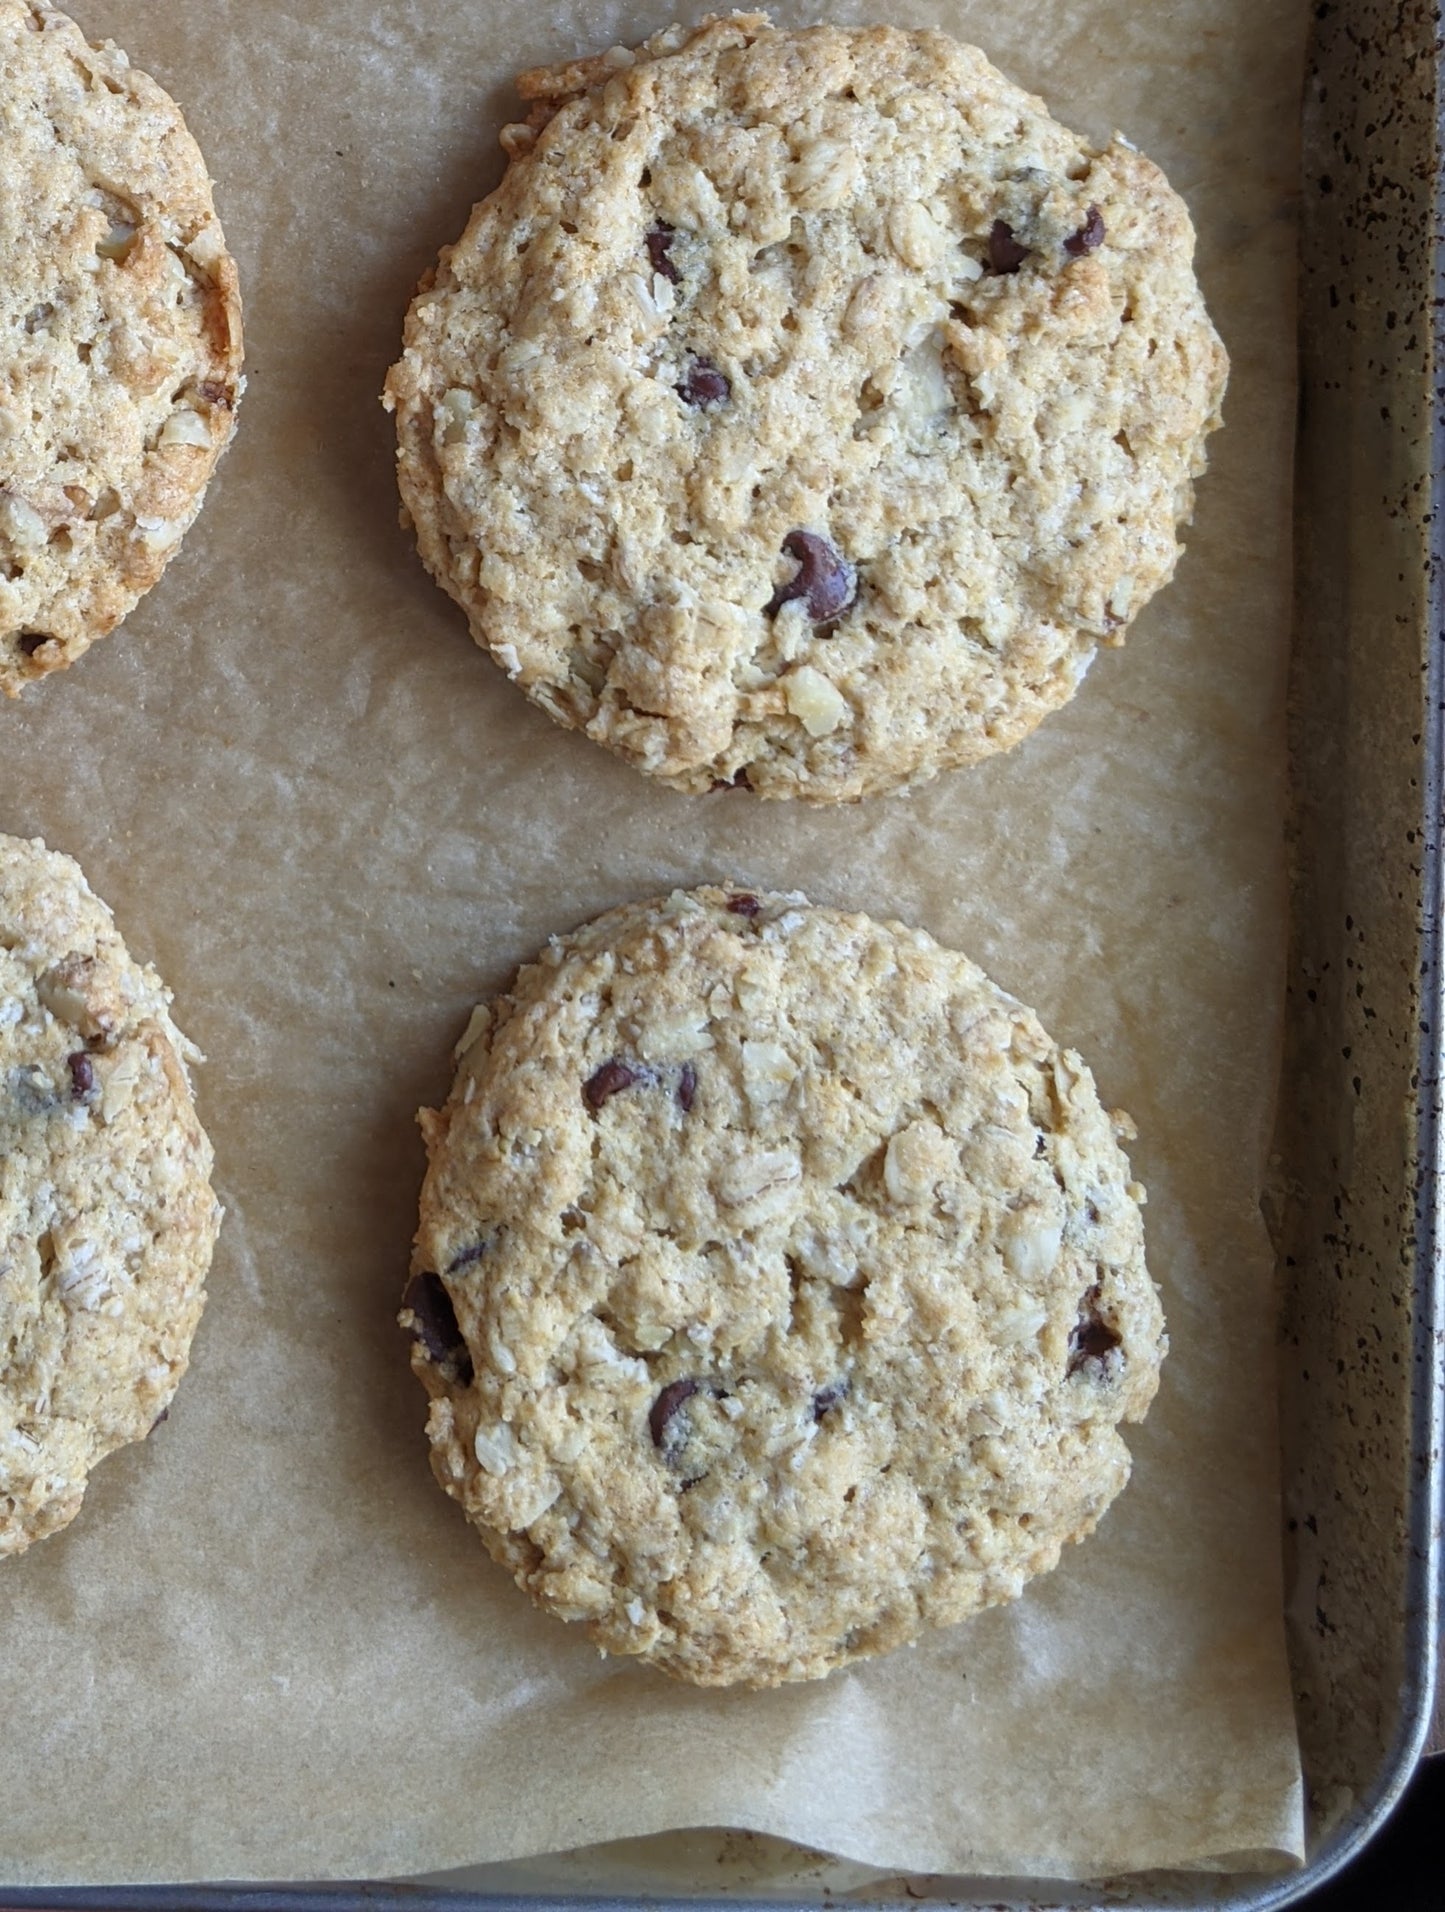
{"left": 0, "top": 0, "right": 1309, "bottom": 1886}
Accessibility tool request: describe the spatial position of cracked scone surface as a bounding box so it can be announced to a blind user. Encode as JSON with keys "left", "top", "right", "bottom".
{"left": 1, "top": 835, "right": 220, "bottom": 1556}
{"left": 385, "top": 12, "right": 1227, "bottom": 801}
{"left": 404, "top": 887, "right": 1165, "bottom": 1686}
{"left": 0, "top": 0, "right": 243, "bottom": 695}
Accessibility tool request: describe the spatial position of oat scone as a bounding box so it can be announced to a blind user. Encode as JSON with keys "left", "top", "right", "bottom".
{"left": 403, "top": 887, "right": 1165, "bottom": 1686}
{"left": 0, "top": 835, "right": 220, "bottom": 1556}
{"left": 0, "top": 1, "right": 243, "bottom": 694}
{"left": 385, "top": 13, "right": 1226, "bottom": 800}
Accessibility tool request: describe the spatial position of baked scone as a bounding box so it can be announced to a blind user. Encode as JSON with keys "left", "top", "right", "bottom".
{"left": 0, "top": 835, "right": 220, "bottom": 1556}
{"left": 385, "top": 13, "right": 1226, "bottom": 800}
{"left": 403, "top": 887, "right": 1165, "bottom": 1685}
{"left": 0, "top": 0, "right": 243, "bottom": 694}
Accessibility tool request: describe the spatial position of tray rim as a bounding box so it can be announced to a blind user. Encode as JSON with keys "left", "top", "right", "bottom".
{"left": 5, "top": 2, "right": 1443, "bottom": 1907}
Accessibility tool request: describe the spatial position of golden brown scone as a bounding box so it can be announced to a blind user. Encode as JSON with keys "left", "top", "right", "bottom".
{"left": 386, "top": 14, "right": 1226, "bottom": 800}
{"left": 0, "top": 1, "right": 243, "bottom": 694}
{"left": 404, "top": 887, "right": 1165, "bottom": 1685}
{"left": 0, "top": 835, "right": 221, "bottom": 1556}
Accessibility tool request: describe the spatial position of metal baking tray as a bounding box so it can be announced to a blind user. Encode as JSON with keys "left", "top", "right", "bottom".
{"left": 5, "top": 0, "right": 1441, "bottom": 1904}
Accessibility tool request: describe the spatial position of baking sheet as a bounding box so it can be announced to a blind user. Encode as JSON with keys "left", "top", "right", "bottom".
{"left": 0, "top": 0, "right": 1308, "bottom": 1886}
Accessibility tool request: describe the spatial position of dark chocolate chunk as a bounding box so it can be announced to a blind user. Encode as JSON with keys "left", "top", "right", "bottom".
{"left": 66, "top": 1052, "right": 95, "bottom": 1099}
{"left": 18, "top": 633, "right": 52, "bottom": 657}
{"left": 649, "top": 1377, "right": 701, "bottom": 1450}
{"left": 1067, "top": 1284, "right": 1122, "bottom": 1375}
{"left": 645, "top": 224, "right": 679, "bottom": 283}
{"left": 812, "top": 1380, "right": 848, "bottom": 1421}
{"left": 987, "top": 220, "right": 1030, "bottom": 274}
{"left": 677, "top": 355, "right": 730, "bottom": 408}
{"left": 726, "top": 893, "right": 761, "bottom": 918}
{"left": 1064, "top": 204, "right": 1106, "bottom": 257}
{"left": 583, "top": 1058, "right": 640, "bottom": 1110}
{"left": 677, "top": 1061, "right": 697, "bottom": 1113}
{"left": 149, "top": 1407, "right": 170, "bottom": 1433}
{"left": 402, "top": 1272, "right": 474, "bottom": 1383}
{"left": 447, "top": 1241, "right": 487, "bottom": 1273}
{"left": 764, "top": 530, "right": 856, "bottom": 623}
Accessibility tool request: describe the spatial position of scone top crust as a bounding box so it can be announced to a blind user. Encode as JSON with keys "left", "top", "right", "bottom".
{"left": 0, "top": 0, "right": 243, "bottom": 695}
{"left": 406, "top": 888, "right": 1165, "bottom": 1686}
{"left": 386, "top": 13, "right": 1227, "bottom": 800}
{"left": 0, "top": 834, "right": 220, "bottom": 1557}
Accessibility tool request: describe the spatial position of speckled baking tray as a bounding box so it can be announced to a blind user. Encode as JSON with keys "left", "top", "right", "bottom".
{"left": 3, "top": 0, "right": 1441, "bottom": 1904}
{"left": 1266, "top": 0, "right": 1444, "bottom": 1889}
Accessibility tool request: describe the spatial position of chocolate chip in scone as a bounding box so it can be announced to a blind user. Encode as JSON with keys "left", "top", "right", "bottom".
{"left": 645, "top": 224, "right": 679, "bottom": 284}
{"left": 765, "top": 531, "right": 857, "bottom": 624}
{"left": 1064, "top": 204, "right": 1105, "bottom": 256}
{"left": 198, "top": 378, "right": 233, "bottom": 408}
{"left": 987, "top": 220, "right": 1030, "bottom": 274}
{"left": 402, "top": 1271, "right": 475, "bottom": 1383}
{"left": 726, "top": 893, "right": 761, "bottom": 918}
{"left": 66, "top": 1051, "right": 95, "bottom": 1099}
{"left": 812, "top": 1380, "right": 848, "bottom": 1421}
{"left": 584, "top": 1058, "right": 640, "bottom": 1110}
{"left": 677, "top": 355, "right": 730, "bottom": 408}
{"left": 1067, "top": 1283, "right": 1122, "bottom": 1374}
{"left": 649, "top": 1377, "right": 700, "bottom": 1452}
{"left": 446, "top": 1240, "right": 487, "bottom": 1273}
{"left": 677, "top": 1061, "right": 697, "bottom": 1113}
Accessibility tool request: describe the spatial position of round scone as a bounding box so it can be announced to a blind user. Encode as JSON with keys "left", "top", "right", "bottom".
{"left": 0, "top": 835, "right": 220, "bottom": 1557}
{"left": 0, "top": 0, "right": 243, "bottom": 695}
{"left": 403, "top": 887, "right": 1165, "bottom": 1686}
{"left": 385, "top": 12, "right": 1227, "bottom": 801}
